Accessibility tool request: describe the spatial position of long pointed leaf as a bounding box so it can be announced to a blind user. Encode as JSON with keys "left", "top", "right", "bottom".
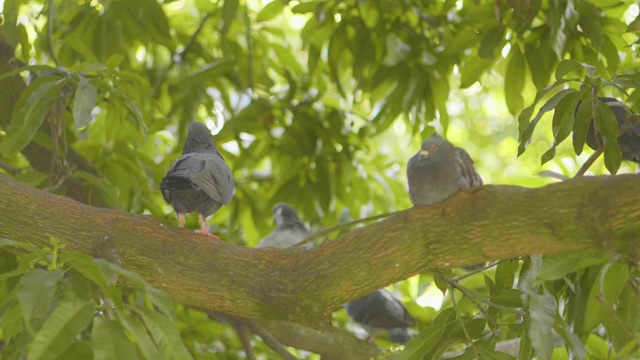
{"left": 27, "top": 299, "right": 96, "bottom": 360}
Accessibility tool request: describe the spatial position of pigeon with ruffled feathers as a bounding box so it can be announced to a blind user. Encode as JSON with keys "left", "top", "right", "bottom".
{"left": 160, "top": 122, "right": 235, "bottom": 239}
{"left": 407, "top": 133, "right": 482, "bottom": 206}
{"left": 345, "top": 289, "right": 416, "bottom": 345}
{"left": 257, "top": 203, "right": 312, "bottom": 249}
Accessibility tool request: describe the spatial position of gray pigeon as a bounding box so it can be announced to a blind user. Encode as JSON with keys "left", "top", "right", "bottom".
{"left": 160, "top": 122, "right": 235, "bottom": 239}
{"left": 256, "top": 203, "right": 312, "bottom": 249}
{"left": 406, "top": 133, "right": 482, "bottom": 206}
{"left": 345, "top": 289, "right": 416, "bottom": 345}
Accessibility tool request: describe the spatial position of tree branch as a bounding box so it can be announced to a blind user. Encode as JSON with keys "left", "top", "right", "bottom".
{"left": 0, "top": 173, "right": 639, "bottom": 329}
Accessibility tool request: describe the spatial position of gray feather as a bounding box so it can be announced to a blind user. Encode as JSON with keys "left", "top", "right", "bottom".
{"left": 160, "top": 122, "right": 234, "bottom": 217}
{"left": 257, "top": 203, "right": 311, "bottom": 249}
{"left": 407, "top": 133, "right": 482, "bottom": 206}
{"left": 345, "top": 289, "right": 415, "bottom": 330}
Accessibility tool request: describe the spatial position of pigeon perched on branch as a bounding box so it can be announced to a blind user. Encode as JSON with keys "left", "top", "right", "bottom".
{"left": 257, "top": 203, "right": 311, "bottom": 249}
{"left": 160, "top": 122, "right": 235, "bottom": 239}
{"left": 407, "top": 133, "right": 482, "bottom": 206}
{"left": 345, "top": 289, "right": 416, "bottom": 345}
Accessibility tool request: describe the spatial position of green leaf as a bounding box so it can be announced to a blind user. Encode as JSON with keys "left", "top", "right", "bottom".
{"left": 460, "top": 57, "right": 495, "bottom": 88}
{"left": 536, "top": 252, "right": 607, "bottom": 281}
{"left": 594, "top": 103, "right": 622, "bottom": 174}
{"left": 73, "top": 76, "right": 98, "bottom": 128}
{"left": 0, "top": 237, "right": 40, "bottom": 253}
{"left": 504, "top": 47, "right": 525, "bottom": 115}
{"left": 495, "top": 260, "right": 519, "bottom": 290}
{"left": 146, "top": 287, "right": 176, "bottom": 320}
{"left": 540, "top": 146, "right": 556, "bottom": 165}
{"left": 527, "top": 292, "right": 556, "bottom": 360}
{"left": 584, "top": 263, "right": 629, "bottom": 331}
{"left": 105, "top": 54, "right": 125, "bottom": 68}
{"left": 580, "top": 16, "right": 603, "bottom": 49}
{"left": 178, "top": 60, "right": 235, "bottom": 87}
{"left": 383, "top": 33, "right": 411, "bottom": 66}
{"left": 555, "top": 59, "right": 594, "bottom": 80}
{"left": 479, "top": 25, "right": 506, "bottom": 59}
{"left": 518, "top": 88, "right": 577, "bottom": 156}
{"left": 16, "top": 268, "right": 64, "bottom": 333}
{"left": 58, "top": 340, "right": 94, "bottom": 360}
{"left": 547, "top": 1, "right": 566, "bottom": 58}
{"left": 256, "top": 0, "right": 285, "bottom": 22}
{"left": 136, "top": 307, "right": 193, "bottom": 360}
{"left": 1, "top": 303, "right": 24, "bottom": 344}
{"left": 116, "top": 310, "right": 162, "bottom": 360}
{"left": 27, "top": 298, "right": 96, "bottom": 360}
{"left": 525, "top": 43, "right": 553, "bottom": 90}
{"left": 328, "top": 23, "right": 348, "bottom": 96}
{"left": 0, "top": 76, "right": 69, "bottom": 157}
{"left": 434, "top": 273, "right": 449, "bottom": 295}
{"left": 573, "top": 92, "right": 593, "bottom": 155}
{"left": 291, "top": 1, "right": 319, "bottom": 14}
{"left": 92, "top": 317, "right": 140, "bottom": 360}
{"left": 552, "top": 90, "right": 585, "bottom": 144}
{"left": 490, "top": 289, "right": 523, "bottom": 308}
{"left": 396, "top": 308, "right": 456, "bottom": 360}
{"left": 221, "top": 0, "right": 238, "bottom": 36}
{"left": 555, "top": 323, "right": 586, "bottom": 360}
{"left": 59, "top": 253, "right": 122, "bottom": 307}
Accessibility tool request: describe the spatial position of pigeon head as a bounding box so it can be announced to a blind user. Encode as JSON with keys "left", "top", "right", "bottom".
{"left": 183, "top": 122, "right": 215, "bottom": 154}
{"left": 272, "top": 203, "right": 302, "bottom": 226}
{"left": 415, "top": 133, "right": 455, "bottom": 162}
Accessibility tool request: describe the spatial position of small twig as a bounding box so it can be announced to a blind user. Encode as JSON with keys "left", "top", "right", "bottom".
{"left": 455, "top": 260, "right": 507, "bottom": 282}
{"left": 230, "top": 320, "right": 256, "bottom": 360}
{"left": 437, "top": 272, "right": 503, "bottom": 329}
{"left": 295, "top": 211, "right": 397, "bottom": 247}
{"left": 574, "top": 148, "right": 603, "bottom": 177}
{"left": 153, "top": 13, "right": 212, "bottom": 92}
{"left": 449, "top": 282, "right": 479, "bottom": 358}
{"left": 243, "top": 319, "right": 297, "bottom": 360}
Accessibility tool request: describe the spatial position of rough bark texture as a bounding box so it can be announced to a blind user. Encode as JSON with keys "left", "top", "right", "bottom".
{"left": 1, "top": 173, "right": 639, "bottom": 327}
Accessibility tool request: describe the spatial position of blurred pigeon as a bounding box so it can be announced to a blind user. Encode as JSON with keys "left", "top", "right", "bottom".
{"left": 407, "top": 133, "right": 483, "bottom": 206}
{"left": 256, "top": 203, "right": 312, "bottom": 249}
{"left": 160, "top": 122, "right": 235, "bottom": 239}
{"left": 345, "top": 289, "right": 416, "bottom": 345}
{"left": 577, "top": 97, "right": 640, "bottom": 162}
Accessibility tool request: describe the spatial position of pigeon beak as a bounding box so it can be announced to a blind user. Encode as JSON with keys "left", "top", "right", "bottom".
{"left": 418, "top": 149, "right": 429, "bottom": 160}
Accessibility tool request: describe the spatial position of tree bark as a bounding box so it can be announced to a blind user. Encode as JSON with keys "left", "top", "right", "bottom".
{"left": 1, "top": 173, "right": 639, "bottom": 329}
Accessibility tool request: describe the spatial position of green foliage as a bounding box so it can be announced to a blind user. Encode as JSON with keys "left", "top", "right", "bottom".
{"left": 0, "top": 238, "right": 192, "bottom": 359}
{"left": 1, "top": 0, "right": 640, "bottom": 358}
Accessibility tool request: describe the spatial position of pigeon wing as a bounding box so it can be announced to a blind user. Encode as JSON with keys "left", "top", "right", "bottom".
{"left": 454, "top": 148, "right": 483, "bottom": 187}
{"left": 159, "top": 153, "right": 203, "bottom": 203}
{"left": 189, "top": 153, "right": 235, "bottom": 205}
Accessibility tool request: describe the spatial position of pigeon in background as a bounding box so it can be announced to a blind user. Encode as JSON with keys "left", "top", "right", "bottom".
{"left": 406, "top": 133, "right": 482, "bottom": 206}
{"left": 345, "top": 289, "right": 416, "bottom": 345}
{"left": 160, "top": 122, "right": 235, "bottom": 239}
{"left": 256, "top": 203, "right": 312, "bottom": 249}
{"left": 577, "top": 97, "right": 640, "bottom": 162}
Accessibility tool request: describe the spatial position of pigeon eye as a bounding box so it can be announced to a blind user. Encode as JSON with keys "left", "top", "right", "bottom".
{"left": 430, "top": 145, "right": 438, "bottom": 151}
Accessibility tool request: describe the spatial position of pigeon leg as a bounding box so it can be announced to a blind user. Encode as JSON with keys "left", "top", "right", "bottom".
{"left": 368, "top": 335, "right": 376, "bottom": 344}
{"left": 195, "top": 214, "right": 219, "bottom": 240}
{"left": 178, "top": 213, "right": 185, "bottom": 228}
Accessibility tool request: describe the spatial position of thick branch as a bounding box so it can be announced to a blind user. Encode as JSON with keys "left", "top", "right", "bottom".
{"left": 0, "top": 174, "right": 639, "bottom": 329}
